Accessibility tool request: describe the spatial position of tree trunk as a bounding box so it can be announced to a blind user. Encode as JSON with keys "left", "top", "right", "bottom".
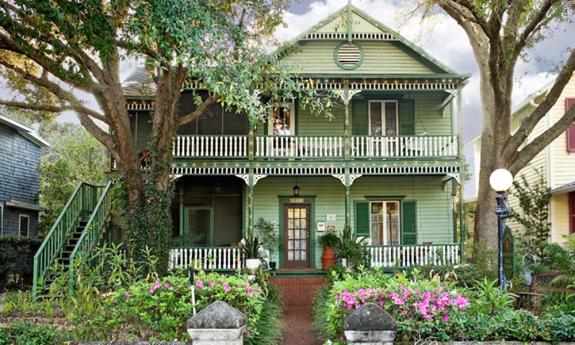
{"left": 121, "top": 154, "right": 174, "bottom": 276}
{"left": 472, "top": 67, "right": 508, "bottom": 267}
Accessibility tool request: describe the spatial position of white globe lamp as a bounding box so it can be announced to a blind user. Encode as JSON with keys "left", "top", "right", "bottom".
{"left": 489, "top": 168, "right": 513, "bottom": 192}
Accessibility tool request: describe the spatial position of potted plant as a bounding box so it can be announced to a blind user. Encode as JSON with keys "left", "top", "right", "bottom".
{"left": 241, "top": 236, "right": 261, "bottom": 271}
{"left": 337, "top": 226, "right": 370, "bottom": 271}
{"left": 319, "top": 231, "right": 340, "bottom": 270}
{"left": 255, "top": 218, "right": 279, "bottom": 270}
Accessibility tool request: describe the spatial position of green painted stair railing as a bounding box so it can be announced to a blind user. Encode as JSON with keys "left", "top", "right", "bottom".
{"left": 32, "top": 182, "right": 107, "bottom": 299}
{"left": 69, "top": 181, "right": 113, "bottom": 291}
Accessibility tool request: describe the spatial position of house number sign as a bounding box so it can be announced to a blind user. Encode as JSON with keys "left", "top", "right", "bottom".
{"left": 289, "top": 198, "right": 305, "bottom": 203}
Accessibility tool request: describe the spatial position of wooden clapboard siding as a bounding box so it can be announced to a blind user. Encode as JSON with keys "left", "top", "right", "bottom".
{"left": 249, "top": 176, "right": 454, "bottom": 268}
{"left": 507, "top": 76, "right": 575, "bottom": 240}
{"left": 548, "top": 78, "right": 575, "bottom": 190}
{"left": 550, "top": 194, "right": 571, "bottom": 245}
{"left": 280, "top": 41, "right": 436, "bottom": 75}
{"left": 297, "top": 103, "right": 345, "bottom": 136}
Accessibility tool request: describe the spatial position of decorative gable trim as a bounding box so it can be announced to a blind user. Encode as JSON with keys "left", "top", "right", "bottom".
{"left": 304, "top": 32, "right": 396, "bottom": 41}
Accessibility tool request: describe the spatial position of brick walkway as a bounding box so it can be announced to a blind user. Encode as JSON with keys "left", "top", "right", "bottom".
{"left": 272, "top": 277, "right": 324, "bottom": 345}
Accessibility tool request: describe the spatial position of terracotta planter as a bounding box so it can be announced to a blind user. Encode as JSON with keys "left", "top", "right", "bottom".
{"left": 321, "top": 246, "right": 337, "bottom": 270}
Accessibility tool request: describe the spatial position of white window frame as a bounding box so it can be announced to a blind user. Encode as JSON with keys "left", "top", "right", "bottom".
{"left": 368, "top": 100, "right": 399, "bottom": 136}
{"left": 19, "top": 214, "right": 30, "bottom": 238}
{"left": 369, "top": 200, "right": 401, "bottom": 245}
{"left": 268, "top": 102, "right": 295, "bottom": 136}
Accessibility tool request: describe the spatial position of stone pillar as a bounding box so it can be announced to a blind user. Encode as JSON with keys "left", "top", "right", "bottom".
{"left": 187, "top": 301, "right": 247, "bottom": 345}
{"left": 344, "top": 303, "right": 397, "bottom": 345}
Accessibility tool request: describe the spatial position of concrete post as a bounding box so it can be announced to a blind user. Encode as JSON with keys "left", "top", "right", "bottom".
{"left": 187, "top": 301, "right": 247, "bottom": 345}
{"left": 344, "top": 303, "right": 397, "bottom": 345}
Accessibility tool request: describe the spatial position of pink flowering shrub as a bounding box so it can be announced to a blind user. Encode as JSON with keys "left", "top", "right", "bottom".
{"left": 334, "top": 285, "right": 468, "bottom": 323}
{"left": 98, "top": 271, "right": 268, "bottom": 342}
{"left": 317, "top": 271, "right": 471, "bottom": 342}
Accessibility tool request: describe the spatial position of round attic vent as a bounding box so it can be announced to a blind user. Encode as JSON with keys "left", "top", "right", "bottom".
{"left": 335, "top": 43, "right": 362, "bottom": 70}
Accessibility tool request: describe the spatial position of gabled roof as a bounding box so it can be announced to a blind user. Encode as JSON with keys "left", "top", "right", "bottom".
{"left": 512, "top": 81, "right": 553, "bottom": 117}
{"left": 0, "top": 113, "right": 49, "bottom": 147}
{"left": 273, "top": 4, "right": 467, "bottom": 78}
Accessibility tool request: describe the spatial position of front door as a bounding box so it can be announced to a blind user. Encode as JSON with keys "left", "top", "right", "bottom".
{"left": 284, "top": 204, "right": 311, "bottom": 268}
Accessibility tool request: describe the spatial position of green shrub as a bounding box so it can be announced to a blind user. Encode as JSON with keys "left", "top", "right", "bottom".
{"left": 545, "top": 311, "right": 575, "bottom": 341}
{"left": 315, "top": 269, "right": 575, "bottom": 342}
{"left": 70, "top": 270, "right": 281, "bottom": 344}
{"left": 0, "top": 291, "right": 62, "bottom": 318}
{"left": 0, "top": 237, "right": 41, "bottom": 289}
{"left": 0, "top": 322, "right": 70, "bottom": 345}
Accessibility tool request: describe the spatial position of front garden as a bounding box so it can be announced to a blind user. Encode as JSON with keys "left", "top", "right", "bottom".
{"left": 0, "top": 244, "right": 282, "bottom": 344}
{"left": 314, "top": 254, "right": 575, "bottom": 344}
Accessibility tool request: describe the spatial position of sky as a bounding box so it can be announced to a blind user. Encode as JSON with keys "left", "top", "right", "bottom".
{"left": 48, "top": 0, "right": 574, "bottom": 143}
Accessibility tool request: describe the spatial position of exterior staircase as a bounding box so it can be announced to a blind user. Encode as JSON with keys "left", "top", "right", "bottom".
{"left": 33, "top": 181, "right": 113, "bottom": 299}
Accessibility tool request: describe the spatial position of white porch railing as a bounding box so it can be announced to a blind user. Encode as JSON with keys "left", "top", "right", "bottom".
{"left": 173, "top": 135, "right": 247, "bottom": 158}
{"left": 172, "top": 135, "right": 458, "bottom": 159}
{"left": 352, "top": 135, "right": 458, "bottom": 158}
{"left": 368, "top": 243, "right": 461, "bottom": 268}
{"left": 169, "top": 247, "right": 243, "bottom": 270}
{"left": 255, "top": 136, "right": 344, "bottom": 158}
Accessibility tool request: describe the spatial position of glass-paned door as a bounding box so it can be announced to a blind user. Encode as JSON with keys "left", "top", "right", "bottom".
{"left": 284, "top": 205, "right": 310, "bottom": 268}
{"left": 369, "top": 101, "right": 398, "bottom": 136}
{"left": 370, "top": 201, "right": 400, "bottom": 245}
{"left": 183, "top": 207, "right": 212, "bottom": 246}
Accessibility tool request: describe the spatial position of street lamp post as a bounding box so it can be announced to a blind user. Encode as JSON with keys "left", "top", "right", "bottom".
{"left": 489, "top": 168, "right": 514, "bottom": 289}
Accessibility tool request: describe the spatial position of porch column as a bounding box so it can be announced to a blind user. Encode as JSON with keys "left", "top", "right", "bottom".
{"left": 236, "top": 173, "right": 267, "bottom": 238}
{"left": 456, "top": 85, "right": 465, "bottom": 262}
{"left": 247, "top": 183, "right": 254, "bottom": 237}
{"left": 345, "top": 178, "right": 351, "bottom": 230}
{"left": 332, "top": 173, "right": 362, "bottom": 233}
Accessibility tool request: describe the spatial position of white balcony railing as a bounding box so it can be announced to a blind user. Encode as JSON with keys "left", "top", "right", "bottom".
{"left": 352, "top": 135, "right": 458, "bottom": 158}
{"left": 368, "top": 243, "right": 461, "bottom": 268}
{"left": 169, "top": 247, "right": 243, "bottom": 271}
{"left": 173, "top": 135, "right": 458, "bottom": 159}
{"left": 255, "top": 136, "right": 344, "bottom": 158}
{"left": 173, "top": 135, "right": 247, "bottom": 158}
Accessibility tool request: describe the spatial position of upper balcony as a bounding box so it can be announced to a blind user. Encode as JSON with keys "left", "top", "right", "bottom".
{"left": 172, "top": 134, "right": 458, "bottom": 160}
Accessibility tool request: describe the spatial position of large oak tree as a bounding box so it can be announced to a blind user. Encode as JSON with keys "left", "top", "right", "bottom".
{"left": 423, "top": 0, "right": 575, "bottom": 259}
{"left": 0, "top": 0, "right": 330, "bottom": 272}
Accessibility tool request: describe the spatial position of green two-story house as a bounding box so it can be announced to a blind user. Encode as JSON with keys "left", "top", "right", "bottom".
{"left": 123, "top": 4, "right": 468, "bottom": 271}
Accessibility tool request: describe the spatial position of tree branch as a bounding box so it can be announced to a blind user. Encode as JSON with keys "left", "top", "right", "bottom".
{"left": 0, "top": 99, "right": 108, "bottom": 124}
{"left": 509, "top": 105, "right": 575, "bottom": 174}
{"left": 514, "top": 0, "right": 557, "bottom": 56}
{"left": 177, "top": 96, "right": 218, "bottom": 127}
{"left": 504, "top": 48, "right": 575, "bottom": 157}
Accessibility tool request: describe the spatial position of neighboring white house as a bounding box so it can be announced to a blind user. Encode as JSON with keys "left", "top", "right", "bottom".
{"left": 465, "top": 77, "right": 575, "bottom": 246}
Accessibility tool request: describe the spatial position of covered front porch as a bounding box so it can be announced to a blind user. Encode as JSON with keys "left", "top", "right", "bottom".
{"left": 170, "top": 175, "right": 463, "bottom": 271}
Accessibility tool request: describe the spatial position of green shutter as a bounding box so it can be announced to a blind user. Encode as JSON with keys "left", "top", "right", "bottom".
{"left": 399, "top": 99, "right": 415, "bottom": 135}
{"left": 401, "top": 201, "right": 417, "bottom": 244}
{"left": 352, "top": 99, "right": 368, "bottom": 135}
{"left": 355, "top": 201, "right": 370, "bottom": 236}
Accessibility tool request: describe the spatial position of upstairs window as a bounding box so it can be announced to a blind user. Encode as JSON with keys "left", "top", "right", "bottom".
{"left": 19, "top": 214, "right": 29, "bottom": 238}
{"left": 268, "top": 103, "right": 294, "bottom": 136}
{"left": 369, "top": 100, "right": 398, "bottom": 136}
{"left": 567, "top": 98, "right": 575, "bottom": 152}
